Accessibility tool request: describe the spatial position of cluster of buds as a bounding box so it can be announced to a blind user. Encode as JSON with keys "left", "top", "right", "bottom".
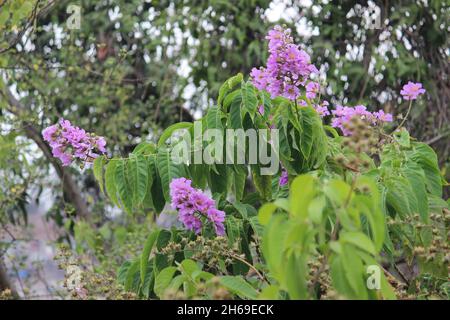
{"left": 169, "top": 236, "right": 243, "bottom": 272}
{"left": 54, "top": 244, "right": 135, "bottom": 300}
{"left": 335, "top": 116, "right": 382, "bottom": 172}
{"left": 389, "top": 211, "right": 449, "bottom": 266}
{"left": 161, "top": 276, "right": 230, "bottom": 300}
{"left": 0, "top": 289, "right": 14, "bottom": 300}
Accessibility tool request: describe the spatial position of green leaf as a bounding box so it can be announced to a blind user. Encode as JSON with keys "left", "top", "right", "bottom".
{"left": 208, "top": 164, "right": 228, "bottom": 195}
{"left": 403, "top": 166, "right": 429, "bottom": 222}
{"left": 258, "top": 203, "right": 277, "bottom": 225}
{"left": 154, "top": 266, "right": 178, "bottom": 297}
{"left": 132, "top": 142, "right": 156, "bottom": 155}
{"left": 157, "top": 122, "right": 193, "bottom": 148}
{"left": 142, "top": 156, "right": 156, "bottom": 208}
{"left": 206, "top": 106, "right": 224, "bottom": 130}
{"left": 340, "top": 232, "right": 376, "bottom": 255}
{"left": 290, "top": 174, "right": 316, "bottom": 220}
{"left": 241, "top": 81, "right": 258, "bottom": 118}
{"left": 157, "top": 148, "right": 182, "bottom": 202}
{"left": 298, "top": 107, "right": 314, "bottom": 159}
{"left": 220, "top": 276, "right": 258, "bottom": 299}
{"left": 229, "top": 95, "right": 243, "bottom": 129}
{"left": 262, "top": 214, "right": 287, "bottom": 281}
{"left": 385, "top": 176, "right": 417, "bottom": 219}
{"left": 125, "top": 259, "right": 141, "bottom": 292}
{"left": 251, "top": 166, "right": 272, "bottom": 201}
{"left": 105, "top": 159, "right": 119, "bottom": 206}
{"left": 127, "top": 154, "right": 149, "bottom": 205}
{"left": 115, "top": 159, "right": 133, "bottom": 214}
{"left": 258, "top": 285, "right": 280, "bottom": 299}
{"left": 140, "top": 229, "right": 160, "bottom": 283}
{"left": 218, "top": 73, "right": 243, "bottom": 107}
{"left": 231, "top": 165, "right": 247, "bottom": 201}
{"left": 285, "top": 253, "right": 308, "bottom": 299}
{"left": 179, "top": 259, "right": 200, "bottom": 278}
{"left": 117, "top": 260, "right": 132, "bottom": 285}
{"left": 409, "top": 142, "right": 442, "bottom": 196}
{"left": 93, "top": 155, "right": 105, "bottom": 193}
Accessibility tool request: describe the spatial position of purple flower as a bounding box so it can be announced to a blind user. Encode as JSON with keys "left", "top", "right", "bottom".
{"left": 169, "top": 178, "right": 226, "bottom": 236}
{"left": 331, "top": 105, "right": 392, "bottom": 136}
{"left": 314, "top": 100, "right": 330, "bottom": 117}
{"left": 206, "top": 208, "right": 226, "bottom": 236}
{"left": 42, "top": 118, "right": 107, "bottom": 166}
{"left": 306, "top": 81, "right": 320, "bottom": 100}
{"left": 279, "top": 169, "right": 288, "bottom": 186}
{"left": 251, "top": 26, "right": 318, "bottom": 101}
{"left": 283, "top": 84, "right": 299, "bottom": 101}
{"left": 258, "top": 105, "right": 265, "bottom": 115}
{"left": 42, "top": 124, "right": 58, "bottom": 142}
{"left": 400, "top": 82, "right": 426, "bottom": 100}
{"left": 374, "top": 110, "right": 393, "bottom": 122}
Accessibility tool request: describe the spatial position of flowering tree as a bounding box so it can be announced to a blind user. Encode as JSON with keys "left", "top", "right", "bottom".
{"left": 35, "top": 26, "right": 448, "bottom": 300}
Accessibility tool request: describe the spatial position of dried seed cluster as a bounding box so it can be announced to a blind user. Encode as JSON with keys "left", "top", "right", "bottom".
{"left": 54, "top": 244, "right": 135, "bottom": 300}
{"left": 160, "top": 236, "right": 243, "bottom": 272}
{"left": 335, "top": 116, "right": 383, "bottom": 171}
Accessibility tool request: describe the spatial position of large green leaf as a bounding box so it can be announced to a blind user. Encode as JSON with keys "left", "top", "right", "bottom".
{"left": 206, "top": 106, "right": 224, "bottom": 130}
{"left": 251, "top": 166, "right": 272, "bottom": 201}
{"left": 157, "top": 122, "right": 193, "bottom": 148}
{"left": 127, "top": 154, "right": 148, "bottom": 205}
{"left": 409, "top": 142, "right": 443, "bottom": 196}
{"left": 125, "top": 259, "right": 141, "bottom": 292}
{"left": 228, "top": 95, "right": 243, "bottom": 129}
{"left": 290, "top": 174, "right": 316, "bottom": 221}
{"left": 218, "top": 73, "right": 243, "bottom": 107}
{"left": 220, "top": 276, "right": 258, "bottom": 299}
{"left": 93, "top": 155, "right": 105, "bottom": 193}
{"left": 241, "top": 81, "right": 258, "bottom": 118}
{"left": 262, "top": 214, "right": 287, "bottom": 281}
{"left": 298, "top": 107, "right": 314, "bottom": 159}
{"left": 154, "top": 266, "right": 178, "bottom": 298}
{"left": 105, "top": 159, "right": 119, "bottom": 206}
{"left": 403, "top": 166, "right": 429, "bottom": 222}
{"left": 285, "top": 253, "right": 308, "bottom": 299}
{"left": 140, "top": 229, "right": 160, "bottom": 282}
{"left": 115, "top": 159, "right": 133, "bottom": 214}
{"left": 156, "top": 148, "right": 182, "bottom": 202}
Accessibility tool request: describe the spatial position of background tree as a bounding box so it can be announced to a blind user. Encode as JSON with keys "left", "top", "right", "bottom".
{"left": 299, "top": 0, "right": 449, "bottom": 168}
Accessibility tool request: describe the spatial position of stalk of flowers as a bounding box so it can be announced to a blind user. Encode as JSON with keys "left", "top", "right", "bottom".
{"left": 42, "top": 118, "right": 107, "bottom": 166}
{"left": 396, "top": 81, "right": 426, "bottom": 130}
{"left": 169, "top": 178, "right": 225, "bottom": 236}
{"left": 331, "top": 105, "right": 393, "bottom": 136}
{"left": 251, "top": 25, "right": 318, "bottom": 101}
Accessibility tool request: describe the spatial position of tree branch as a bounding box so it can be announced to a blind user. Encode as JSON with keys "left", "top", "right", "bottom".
{"left": 0, "top": 84, "right": 89, "bottom": 219}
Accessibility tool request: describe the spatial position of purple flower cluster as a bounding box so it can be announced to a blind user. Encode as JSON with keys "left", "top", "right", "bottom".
{"left": 400, "top": 82, "right": 426, "bottom": 100}
{"left": 313, "top": 100, "right": 331, "bottom": 118}
{"left": 169, "top": 178, "right": 225, "bottom": 236}
{"left": 251, "top": 25, "right": 318, "bottom": 101}
{"left": 331, "top": 105, "right": 393, "bottom": 135}
{"left": 306, "top": 81, "right": 320, "bottom": 100}
{"left": 42, "top": 118, "right": 107, "bottom": 166}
